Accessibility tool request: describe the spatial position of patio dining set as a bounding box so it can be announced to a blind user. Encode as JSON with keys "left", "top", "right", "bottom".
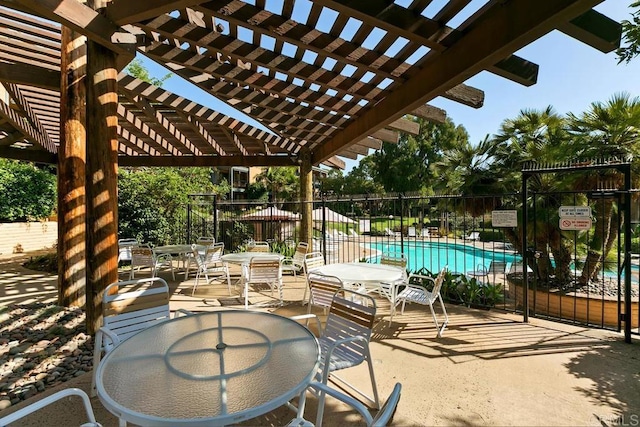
{"left": 2, "top": 238, "right": 451, "bottom": 427}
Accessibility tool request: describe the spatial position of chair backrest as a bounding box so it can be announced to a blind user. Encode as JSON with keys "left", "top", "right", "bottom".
{"left": 0, "top": 388, "right": 102, "bottom": 427}
{"left": 292, "top": 242, "right": 309, "bottom": 264}
{"left": 324, "top": 289, "right": 377, "bottom": 362}
{"left": 488, "top": 261, "right": 507, "bottom": 274}
{"left": 307, "top": 273, "right": 343, "bottom": 310}
{"left": 191, "top": 243, "right": 205, "bottom": 269}
{"left": 407, "top": 226, "right": 416, "bottom": 237}
{"left": 196, "top": 236, "right": 215, "bottom": 246}
{"left": 204, "top": 242, "right": 225, "bottom": 264}
{"left": 118, "top": 238, "right": 138, "bottom": 262}
{"left": 248, "top": 256, "right": 282, "bottom": 281}
{"left": 380, "top": 253, "right": 407, "bottom": 270}
{"left": 101, "top": 277, "right": 171, "bottom": 344}
{"left": 247, "top": 241, "right": 270, "bottom": 252}
{"left": 304, "top": 252, "right": 325, "bottom": 274}
{"left": 131, "top": 244, "right": 154, "bottom": 266}
{"left": 431, "top": 266, "right": 448, "bottom": 298}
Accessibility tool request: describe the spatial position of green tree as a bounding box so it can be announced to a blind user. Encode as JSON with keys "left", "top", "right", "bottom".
{"left": 126, "top": 58, "right": 172, "bottom": 87}
{"left": 617, "top": 1, "right": 640, "bottom": 63}
{"left": 320, "top": 157, "right": 383, "bottom": 196}
{"left": 566, "top": 93, "right": 640, "bottom": 284}
{"left": 253, "top": 167, "right": 299, "bottom": 204}
{"left": 491, "top": 107, "right": 575, "bottom": 282}
{"left": 118, "top": 167, "right": 229, "bottom": 244}
{"left": 0, "top": 159, "right": 57, "bottom": 221}
{"left": 369, "top": 118, "right": 469, "bottom": 194}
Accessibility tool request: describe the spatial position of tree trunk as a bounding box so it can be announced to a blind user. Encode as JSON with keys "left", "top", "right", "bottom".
{"left": 579, "top": 199, "right": 614, "bottom": 286}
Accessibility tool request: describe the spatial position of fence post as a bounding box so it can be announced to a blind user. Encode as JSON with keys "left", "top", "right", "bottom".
{"left": 399, "top": 193, "right": 405, "bottom": 254}
{"left": 321, "top": 196, "right": 327, "bottom": 263}
{"left": 213, "top": 195, "right": 218, "bottom": 242}
{"left": 186, "top": 201, "right": 192, "bottom": 244}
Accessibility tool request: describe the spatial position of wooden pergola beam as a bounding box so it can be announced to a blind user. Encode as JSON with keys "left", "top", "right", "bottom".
{"left": 0, "top": 146, "right": 55, "bottom": 162}
{"left": 411, "top": 104, "right": 446, "bottom": 124}
{"left": 311, "top": 0, "right": 605, "bottom": 164}
{"left": 119, "top": 155, "right": 300, "bottom": 167}
{"left": 105, "top": 0, "right": 206, "bottom": 25}
{"left": 0, "top": 62, "right": 61, "bottom": 90}
{"left": 6, "top": 0, "right": 136, "bottom": 66}
{"left": 558, "top": 9, "right": 621, "bottom": 53}
{"left": 4, "top": 83, "right": 56, "bottom": 152}
{"left": 316, "top": 0, "right": 539, "bottom": 87}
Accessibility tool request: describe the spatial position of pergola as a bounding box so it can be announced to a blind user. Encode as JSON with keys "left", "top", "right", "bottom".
{"left": 0, "top": 0, "right": 621, "bottom": 330}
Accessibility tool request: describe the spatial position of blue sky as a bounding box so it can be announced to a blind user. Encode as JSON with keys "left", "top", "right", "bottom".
{"left": 142, "top": 0, "right": 640, "bottom": 172}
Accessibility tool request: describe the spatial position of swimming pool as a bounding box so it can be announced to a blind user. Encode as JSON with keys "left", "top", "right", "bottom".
{"left": 369, "top": 241, "right": 522, "bottom": 275}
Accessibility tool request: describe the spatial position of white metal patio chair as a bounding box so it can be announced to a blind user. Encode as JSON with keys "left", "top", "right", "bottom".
{"left": 196, "top": 236, "right": 215, "bottom": 245}
{"left": 190, "top": 243, "right": 232, "bottom": 296}
{"left": 306, "top": 273, "right": 344, "bottom": 318}
{"left": 293, "top": 289, "right": 380, "bottom": 426}
{"left": 242, "top": 255, "right": 283, "bottom": 309}
{"left": 282, "top": 241, "right": 309, "bottom": 279}
{"left": 393, "top": 266, "right": 449, "bottom": 337}
{"left": 247, "top": 241, "right": 270, "bottom": 252}
{"left": 117, "top": 238, "right": 138, "bottom": 265}
{"left": 129, "top": 244, "right": 175, "bottom": 280}
{"left": 0, "top": 388, "right": 102, "bottom": 427}
{"left": 377, "top": 253, "right": 408, "bottom": 309}
{"left": 289, "top": 382, "right": 402, "bottom": 427}
{"left": 465, "top": 231, "right": 481, "bottom": 241}
{"left": 302, "top": 251, "right": 325, "bottom": 305}
{"left": 90, "top": 277, "right": 191, "bottom": 397}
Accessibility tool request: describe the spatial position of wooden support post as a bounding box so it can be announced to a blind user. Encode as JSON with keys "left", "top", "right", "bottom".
{"left": 85, "top": 39, "right": 119, "bottom": 334}
{"left": 299, "top": 148, "right": 313, "bottom": 246}
{"left": 58, "top": 27, "right": 87, "bottom": 308}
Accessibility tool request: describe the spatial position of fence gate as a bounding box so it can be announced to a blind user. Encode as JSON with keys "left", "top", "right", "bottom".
{"left": 521, "top": 160, "right": 636, "bottom": 343}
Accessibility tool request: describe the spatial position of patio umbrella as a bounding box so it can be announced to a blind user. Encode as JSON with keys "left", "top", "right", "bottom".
{"left": 312, "top": 207, "right": 355, "bottom": 224}
{"left": 240, "top": 206, "right": 300, "bottom": 220}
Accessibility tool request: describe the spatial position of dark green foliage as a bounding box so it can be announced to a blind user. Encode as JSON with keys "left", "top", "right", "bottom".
{"left": 618, "top": 1, "right": 640, "bottom": 64}
{"left": 0, "top": 159, "right": 56, "bottom": 221}
{"left": 118, "top": 167, "right": 228, "bottom": 245}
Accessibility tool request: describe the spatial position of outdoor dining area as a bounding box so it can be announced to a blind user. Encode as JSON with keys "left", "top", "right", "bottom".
{"left": 2, "top": 236, "right": 640, "bottom": 427}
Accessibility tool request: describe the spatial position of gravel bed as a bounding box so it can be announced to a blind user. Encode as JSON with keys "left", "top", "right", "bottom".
{"left": 0, "top": 303, "right": 93, "bottom": 412}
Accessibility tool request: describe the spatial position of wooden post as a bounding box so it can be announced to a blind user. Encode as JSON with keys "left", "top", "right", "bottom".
{"left": 85, "top": 39, "right": 119, "bottom": 334}
{"left": 58, "top": 27, "right": 87, "bottom": 307}
{"left": 299, "top": 148, "right": 313, "bottom": 246}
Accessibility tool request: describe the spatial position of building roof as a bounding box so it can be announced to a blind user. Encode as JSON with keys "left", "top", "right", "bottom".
{"left": 0, "top": 0, "right": 622, "bottom": 168}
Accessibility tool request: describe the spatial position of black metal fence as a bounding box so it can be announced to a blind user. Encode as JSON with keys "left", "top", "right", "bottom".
{"left": 179, "top": 192, "right": 639, "bottom": 338}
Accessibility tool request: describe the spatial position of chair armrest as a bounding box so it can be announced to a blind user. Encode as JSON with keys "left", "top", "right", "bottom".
{"left": 305, "top": 382, "right": 375, "bottom": 426}
{"left": 0, "top": 388, "right": 102, "bottom": 427}
{"left": 97, "top": 326, "right": 121, "bottom": 349}
{"left": 155, "top": 253, "right": 173, "bottom": 262}
{"left": 174, "top": 309, "right": 194, "bottom": 318}
{"left": 290, "top": 314, "right": 322, "bottom": 336}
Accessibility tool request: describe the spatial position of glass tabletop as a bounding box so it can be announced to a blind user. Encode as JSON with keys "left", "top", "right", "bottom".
{"left": 313, "top": 262, "right": 404, "bottom": 284}
{"left": 221, "top": 252, "right": 284, "bottom": 264}
{"left": 96, "top": 310, "right": 319, "bottom": 426}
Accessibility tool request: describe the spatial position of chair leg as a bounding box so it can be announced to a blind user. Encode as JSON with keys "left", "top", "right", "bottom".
{"left": 428, "top": 302, "right": 440, "bottom": 337}
{"left": 192, "top": 271, "right": 200, "bottom": 296}
{"left": 244, "top": 281, "right": 250, "bottom": 309}
{"left": 437, "top": 295, "right": 449, "bottom": 337}
{"left": 225, "top": 266, "right": 232, "bottom": 296}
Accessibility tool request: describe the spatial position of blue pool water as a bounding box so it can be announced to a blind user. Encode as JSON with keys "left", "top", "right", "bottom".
{"left": 369, "top": 241, "right": 522, "bottom": 275}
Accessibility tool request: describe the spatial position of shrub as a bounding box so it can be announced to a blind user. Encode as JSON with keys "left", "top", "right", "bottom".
{"left": 0, "top": 159, "right": 56, "bottom": 221}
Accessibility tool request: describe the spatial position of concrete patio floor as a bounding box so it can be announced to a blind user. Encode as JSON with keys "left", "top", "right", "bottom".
{"left": 1, "top": 251, "right": 639, "bottom": 426}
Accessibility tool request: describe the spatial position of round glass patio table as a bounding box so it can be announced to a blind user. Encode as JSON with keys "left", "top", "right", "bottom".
{"left": 95, "top": 310, "right": 320, "bottom": 427}
{"left": 221, "top": 252, "right": 284, "bottom": 265}
{"left": 312, "top": 262, "right": 404, "bottom": 287}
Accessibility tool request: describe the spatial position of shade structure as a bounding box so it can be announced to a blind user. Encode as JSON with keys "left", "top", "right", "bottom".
{"left": 312, "top": 207, "right": 355, "bottom": 224}
{"left": 240, "top": 206, "right": 300, "bottom": 221}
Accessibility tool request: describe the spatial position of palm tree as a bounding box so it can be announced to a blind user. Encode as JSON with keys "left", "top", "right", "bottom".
{"left": 491, "top": 107, "right": 575, "bottom": 283}
{"left": 254, "top": 166, "right": 299, "bottom": 206}
{"left": 566, "top": 93, "right": 640, "bottom": 285}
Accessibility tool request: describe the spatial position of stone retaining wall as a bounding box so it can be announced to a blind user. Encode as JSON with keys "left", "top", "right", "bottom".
{"left": 0, "top": 222, "right": 57, "bottom": 255}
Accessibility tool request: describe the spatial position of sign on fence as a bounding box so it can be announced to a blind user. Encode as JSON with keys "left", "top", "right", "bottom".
{"left": 559, "top": 218, "right": 592, "bottom": 230}
{"left": 559, "top": 206, "right": 591, "bottom": 218}
{"left": 491, "top": 210, "right": 518, "bottom": 227}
